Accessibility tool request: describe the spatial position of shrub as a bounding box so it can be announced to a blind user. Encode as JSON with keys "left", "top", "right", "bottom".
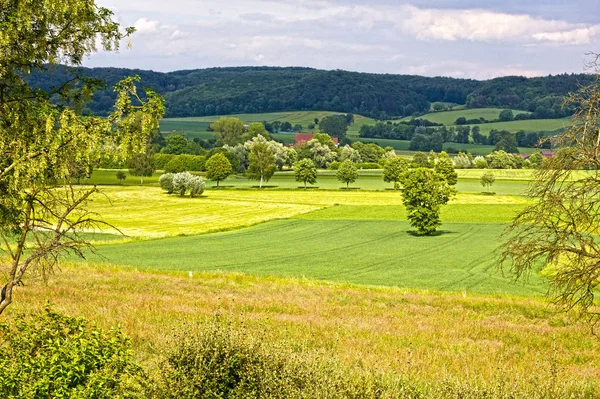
{"left": 164, "top": 156, "right": 186, "bottom": 173}
{"left": 172, "top": 172, "right": 205, "bottom": 197}
{"left": 474, "top": 156, "right": 488, "bottom": 169}
{"left": 0, "top": 308, "right": 142, "bottom": 399}
{"left": 453, "top": 153, "right": 473, "bottom": 169}
{"left": 154, "top": 153, "right": 175, "bottom": 170}
{"left": 179, "top": 154, "right": 206, "bottom": 172}
{"left": 357, "top": 162, "right": 382, "bottom": 169}
{"left": 159, "top": 173, "right": 175, "bottom": 194}
{"left": 328, "top": 161, "right": 341, "bottom": 170}
{"left": 145, "top": 317, "right": 401, "bottom": 399}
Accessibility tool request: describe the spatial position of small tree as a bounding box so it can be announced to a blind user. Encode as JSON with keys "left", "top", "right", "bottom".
{"left": 480, "top": 172, "right": 495, "bottom": 193}
{"left": 383, "top": 157, "right": 408, "bottom": 189}
{"left": 336, "top": 160, "right": 358, "bottom": 188}
{"left": 294, "top": 158, "right": 317, "bottom": 188}
{"left": 171, "top": 172, "right": 205, "bottom": 197}
{"left": 206, "top": 153, "right": 233, "bottom": 187}
{"left": 246, "top": 142, "right": 276, "bottom": 188}
{"left": 434, "top": 151, "right": 458, "bottom": 186}
{"left": 128, "top": 149, "right": 155, "bottom": 185}
{"left": 499, "top": 109, "right": 514, "bottom": 121}
{"left": 116, "top": 170, "right": 127, "bottom": 184}
{"left": 400, "top": 168, "right": 455, "bottom": 235}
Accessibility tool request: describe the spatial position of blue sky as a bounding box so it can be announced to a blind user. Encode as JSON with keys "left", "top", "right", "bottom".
{"left": 88, "top": 0, "right": 600, "bottom": 79}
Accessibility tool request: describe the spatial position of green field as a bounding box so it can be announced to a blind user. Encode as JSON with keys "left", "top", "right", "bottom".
{"left": 160, "top": 111, "right": 376, "bottom": 137}
{"left": 87, "top": 219, "right": 543, "bottom": 296}
{"left": 400, "top": 108, "right": 529, "bottom": 125}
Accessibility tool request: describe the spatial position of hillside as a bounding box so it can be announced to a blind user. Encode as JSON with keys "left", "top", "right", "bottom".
{"left": 29, "top": 65, "right": 594, "bottom": 119}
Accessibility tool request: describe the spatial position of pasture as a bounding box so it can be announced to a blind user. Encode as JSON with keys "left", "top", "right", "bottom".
{"left": 399, "top": 107, "right": 529, "bottom": 125}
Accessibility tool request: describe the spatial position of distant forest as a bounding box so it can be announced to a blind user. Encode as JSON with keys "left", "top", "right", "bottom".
{"left": 29, "top": 65, "right": 595, "bottom": 119}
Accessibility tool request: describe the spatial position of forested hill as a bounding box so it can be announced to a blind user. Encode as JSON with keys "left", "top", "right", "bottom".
{"left": 30, "top": 65, "right": 594, "bottom": 119}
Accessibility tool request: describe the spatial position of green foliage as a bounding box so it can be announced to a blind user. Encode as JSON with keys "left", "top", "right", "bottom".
{"left": 307, "top": 138, "right": 337, "bottom": 168}
{"left": 172, "top": 172, "right": 205, "bottom": 197}
{"left": 499, "top": 109, "right": 514, "bottom": 121}
{"left": 243, "top": 122, "right": 271, "bottom": 141}
{"left": 528, "top": 152, "right": 544, "bottom": 168}
{"left": 383, "top": 157, "right": 409, "bottom": 188}
{"left": 246, "top": 142, "right": 276, "bottom": 188}
{"left": 164, "top": 156, "right": 186, "bottom": 173}
{"left": 412, "top": 152, "right": 431, "bottom": 168}
{"left": 179, "top": 154, "right": 207, "bottom": 172}
{"left": 159, "top": 173, "right": 175, "bottom": 194}
{"left": 486, "top": 150, "right": 521, "bottom": 169}
{"left": 480, "top": 172, "right": 496, "bottom": 193}
{"left": 153, "top": 153, "right": 175, "bottom": 170}
{"left": 434, "top": 151, "right": 458, "bottom": 186}
{"left": 128, "top": 149, "right": 155, "bottom": 184}
{"left": 294, "top": 158, "right": 317, "bottom": 188}
{"left": 352, "top": 142, "right": 385, "bottom": 163}
{"left": 0, "top": 308, "right": 142, "bottom": 398}
{"left": 318, "top": 114, "right": 349, "bottom": 138}
{"left": 357, "top": 162, "right": 382, "bottom": 169}
{"left": 206, "top": 153, "right": 233, "bottom": 186}
{"left": 474, "top": 156, "right": 488, "bottom": 169}
{"left": 328, "top": 161, "right": 341, "bottom": 170}
{"left": 116, "top": 171, "right": 127, "bottom": 183}
{"left": 336, "top": 160, "right": 358, "bottom": 188}
{"left": 0, "top": 0, "right": 165, "bottom": 314}
{"left": 210, "top": 117, "right": 244, "bottom": 146}
{"left": 400, "top": 168, "right": 455, "bottom": 235}
{"left": 161, "top": 135, "right": 189, "bottom": 155}
{"left": 146, "top": 317, "right": 399, "bottom": 399}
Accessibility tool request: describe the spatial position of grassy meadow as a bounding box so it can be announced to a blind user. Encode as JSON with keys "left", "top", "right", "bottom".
{"left": 398, "top": 108, "right": 530, "bottom": 125}
{"left": 5, "top": 166, "right": 600, "bottom": 396}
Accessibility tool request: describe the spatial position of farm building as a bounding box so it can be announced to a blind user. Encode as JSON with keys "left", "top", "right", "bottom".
{"left": 295, "top": 133, "right": 339, "bottom": 146}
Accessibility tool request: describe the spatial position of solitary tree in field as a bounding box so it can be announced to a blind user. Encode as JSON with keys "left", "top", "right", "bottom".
{"left": 294, "top": 159, "right": 317, "bottom": 189}
{"left": 501, "top": 59, "right": 600, "bottom": 324}
{"left": 246, "top": 143, "right": 276, "bottom": 188}
{"left": 0, "top": 0, "right": 165, "bottom": 315}
{"left": 400, "top": 168, "right": 455, "bottom": 235}
{"left": 383, "top": 157, "right": 409, "bottom": 189}
{"left": 336, "top": 160, "right": 358, "bottom": 188}
{"left": 480, "top": 172, "right": 495, "bottom": 193}
{"left": 206, "top": 153, "right": 233, "bottom": 187}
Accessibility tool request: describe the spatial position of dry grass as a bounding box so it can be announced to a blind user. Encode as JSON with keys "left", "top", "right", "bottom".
{"left": 5, "top": 263, "right": 599, "bottom": 392}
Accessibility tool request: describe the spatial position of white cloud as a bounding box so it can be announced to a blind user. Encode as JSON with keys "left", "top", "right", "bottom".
{"left": 533, "top": 26, "right": 600, "bottom": 45}
{"left": 133, "top": 17, "right": 161, "bottom": 34}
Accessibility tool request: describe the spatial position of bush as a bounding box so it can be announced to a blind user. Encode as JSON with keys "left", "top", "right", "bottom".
{"left": 357, "top": 162, "right": 382, "bottom": 169}
{"left": 159, "top": 173, "right": 175, "bottom": 193}
{"left": 0, "top": 308, "right": 142, "bottom": 399}
{"left": 179, "top": 155, "right": 206, "bottom": 172}
{"left": 328, "top": 161, "right": 341, "bottom": 170}
{"left": 164, "top": 156, "right": 186, "bottom": 173}
{"left": 154, "top": 153, "right": 175, "bottom": 170}
{"left": 474, "top": 156, "right": 488, "bottom": 169}
{"left": 172, "top": 172, "right": 205, "bottom": 197}
{"left": 145, "top": 317, "right": 402, "bottom": 399}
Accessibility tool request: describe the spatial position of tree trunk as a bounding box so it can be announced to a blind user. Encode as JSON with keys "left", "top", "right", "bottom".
{"left": 260, "top": 175, "right": 263, "bottom": 189}
{"left": 141, "top": 176, "right": 144, "bottom": 185}
{"left": 346, "top": 181, "right": 349, "bottom": 188}
{"left": 217, "top": 180, "right": 220, "bottom": 187}
{"left": 304, "top": 180, "right": 307, "bottom": 189}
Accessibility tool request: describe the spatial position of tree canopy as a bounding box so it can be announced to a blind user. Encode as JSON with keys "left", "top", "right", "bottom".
{"left": 0, "top": 0, "right": 165, "bottom": 315}
{"left": 500, "top": 63, "right": 600, "bottom": 324}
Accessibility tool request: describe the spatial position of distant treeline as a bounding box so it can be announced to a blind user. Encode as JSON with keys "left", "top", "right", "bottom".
{"left": 29, "top": 65, "right": 594, "bottom": 119}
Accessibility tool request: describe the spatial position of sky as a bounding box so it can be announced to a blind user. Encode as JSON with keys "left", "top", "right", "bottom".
{"left": 87, "top": 0, "right": 600, "bottom": 79}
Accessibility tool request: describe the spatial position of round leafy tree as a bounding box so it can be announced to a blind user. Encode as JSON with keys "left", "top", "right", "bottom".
{"left": 336, "top": 160, "right": 358, "bottom": 188}
{"left": 206, "top": 153, "right": 233, "bottom": 187}
{"left": 434, "top": 151, "right": 458, "bottom": 186}
{"left": 294, "top": 158, "right": 317, "bottom": 189}
{"left": 400, "top": 168, "right": 455, "bottom": 235}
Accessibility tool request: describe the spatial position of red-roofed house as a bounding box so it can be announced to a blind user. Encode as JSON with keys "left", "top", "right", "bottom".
{"left": 295, "top": 133, "right": 339, "bottom": 146}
